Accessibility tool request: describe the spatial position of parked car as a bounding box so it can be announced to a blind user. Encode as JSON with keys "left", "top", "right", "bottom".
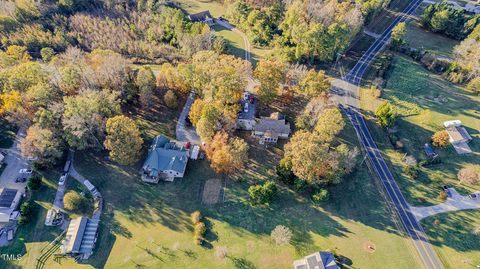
{"left": 244, "top": 103, "right": 249, "bottom": 112}
{"left": 249, "top": 95, "right": 254, "bottom": 104}
{"left": 15, "top": 177, "right": 27, "bottom": 183}
{"left": 19, "top": 169, "right": 32, "bottom": 174}
{"left": 58, "top": 174, "right": 67, "bottom": 186}
{"left": 27, "top": 156, "right": 38, "bottom": 161}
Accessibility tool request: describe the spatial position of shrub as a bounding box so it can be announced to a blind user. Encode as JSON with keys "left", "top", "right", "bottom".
{"left": 18, "top": 201, "right": 32, "bottom": 225}
{"left": 63, "top": 191, "right": 88, "bottom": 213}
{"left": 20, "top": 202, "right": 32, "bottom": 217}
{"left": 404, "top": 165, "right": 419, "bottom": 180}
{"left": 27, "top": 175, "right": 42, "bottom": 190}
{"left": 276, "top": 158, "right": 295, "bottom": 185}
{"left": 431, "top": 130, "right": 449, "bottom": 148}
{"left": 270, "top": 225, "right": 292, "bottom": 245}
{"left": 191, "top": 211, "right": 201, "bottom": 225}
{"left": 248, "top": 181, "right": 277, "bottom": 205}
{"left": 473, "top": 226, "right": 480, "bottom": 236}
{"left": 293, "top": 178, "right": 308, "bottom": 192}
{"left": 311, "top": 189, "right": 330, "bottom": 204}
{"left": 437, "top": 191, "right": 448, "bottom": 202}
{"left": 457, "top": 167, "right": 479, "bottom": 185}
{"left": 163, "top": 90, "right": 178, "bottom": 108}
{"left": 18, "top": 215, "right": 29, "bottom": 225}
{"left": 194, "top": 222, "right": 206, "bottom": 237}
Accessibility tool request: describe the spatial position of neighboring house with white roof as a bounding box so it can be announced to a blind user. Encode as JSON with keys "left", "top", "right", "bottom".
{"left": 253, "top": 112, "right": 291, "bottom": 144}
{"left": 293, "top": 251, "right": 340, "bottom": 269}
{"left": 443, "top": 120, "right": 473, "bottom": 154}
{"left": 61, "top": 216, "right": 99, "bottom": 260}
{"left": 141, "top": 135, "right": 189, "bottom": 183}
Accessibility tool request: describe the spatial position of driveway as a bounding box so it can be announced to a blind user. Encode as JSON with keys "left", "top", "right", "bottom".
{"left": 0, "top": 128, "right": 29, "bottom": 193}
{"left": 176, "top": 92, "right": 202, "bottom": 144}
{"left": 411, "top": 188, "right": 480, "bottom": 220}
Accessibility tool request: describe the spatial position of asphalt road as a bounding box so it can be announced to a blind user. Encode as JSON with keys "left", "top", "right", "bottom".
{"left": 337, "top": 0, "right": 446, "bottom": 268}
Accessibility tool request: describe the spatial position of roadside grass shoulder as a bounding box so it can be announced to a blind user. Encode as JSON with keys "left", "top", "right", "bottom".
{"left": 421, "top": 210, "right": 480, "bottom": 269}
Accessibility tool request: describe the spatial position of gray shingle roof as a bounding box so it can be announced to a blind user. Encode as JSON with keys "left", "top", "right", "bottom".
{"left": 188, "top": 11, "right": 213, "bottom": 22}
{"left": 143, "top": 135, "right": 188, "bottom": 176}
{"left": 255, "top": 116, "right": 290, "bottom": 135}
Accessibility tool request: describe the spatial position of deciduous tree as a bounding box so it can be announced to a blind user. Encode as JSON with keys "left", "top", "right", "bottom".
{"left": 375, "top": 101, "right": 396, "bottom": 128}
{"left": 104, "top": 115, "right": 143, "bottom": 165}
{"left": 204, "top": 131, "right": 249, "bottom": 173}
{"left": 254, "top": 59, "right": 286, "bottom": 104}
{"left": 314, "top": 107, "right": 345, "bottom": 143}
{"left": 431, "top": 130, "right": 449, "bottom": 148}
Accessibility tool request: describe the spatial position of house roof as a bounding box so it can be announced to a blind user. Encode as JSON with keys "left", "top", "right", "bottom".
{"left": 255, "top": 114, "right": 290, "bottom": 135}
{"left": 62, "top": 217, "right": 99, "bottom": 258}
{"left": 143, "top": 135, "right": 188, "bottom": 176}
{"left": 188, "top": 11, "right": 213, "bottom": 22}
{"left": 294, "top": 252, "right": 340, "bottom": 269}
{"left": 446, "top": 126, "right": 472, "bottom": 142}
{"left": 0, "top": 188, "right": 17, "bottom": 208}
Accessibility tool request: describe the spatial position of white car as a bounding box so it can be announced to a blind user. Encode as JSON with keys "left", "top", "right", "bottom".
{"left": 244, "top": 103, "right": 249, "bottom": 112}
{"left": 19, "top": 169, "right": 33, "bottom": 174}
{"left": 58, "top": 175, "right": 67, "bottom": 186}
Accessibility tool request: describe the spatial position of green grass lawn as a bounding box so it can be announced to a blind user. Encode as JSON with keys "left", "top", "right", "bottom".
{"left": 8, "top": 113, "right": 423, "bottom": 268}
{"left": 173, "top": 0, "right": 225, "bottom": 17}
{"left": 0, "top": 118, "right": 17, "bottom": 149}
{"left": 363, "top": 56, "right": 480, "bottom": 206}
{"left": 421, "top": 210, "right": 480, "bottom": 269}
{"left": 4, "top": 100, "right": 423, "bottom": 268}
{"left": 211, "top": 24, "right": 246, "bottom": 60}
{"left": 405, "top": 21, "right": 459, "bottom": 57}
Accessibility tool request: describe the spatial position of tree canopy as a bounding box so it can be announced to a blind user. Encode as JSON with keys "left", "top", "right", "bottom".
{"left": 104, "top": 115, "right": 144, "bottom": 165}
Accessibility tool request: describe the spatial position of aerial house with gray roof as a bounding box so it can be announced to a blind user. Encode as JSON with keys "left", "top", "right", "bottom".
{"left": 293, "top": 251, "right": 340, "bottom": 269}
{"left": 141, "top": 135, "right": 189, "bottom": 183}
{"left": 253, "top": 112, "right": 291, "bottom": 144}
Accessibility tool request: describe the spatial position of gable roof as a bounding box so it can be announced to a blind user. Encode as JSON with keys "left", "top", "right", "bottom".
{"left": 62, "top": 217, "right": 99, "bottom": 258}
{"left": 143, "top": 135, "right": 188, "bottom": 176}
{"left": 188, "top": 11, "right": 213, "bottom": 22}
{"left": 255, "top": 114, "right": 291, "bottom": 135}
{"left": 294, "top": 252, "right": 339, "bottom": 269}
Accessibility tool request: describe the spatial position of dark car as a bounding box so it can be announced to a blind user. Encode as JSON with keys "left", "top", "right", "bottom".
{"left": 185, "top": 117, "right": 192, "bottom": 127}
{"left": 15, "top": 177, "right": 27, "bottom": 183}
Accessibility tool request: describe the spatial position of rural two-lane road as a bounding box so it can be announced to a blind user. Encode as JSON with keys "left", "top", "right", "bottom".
{"left": 338, "top": 0, "right": 445, "bottom": 268}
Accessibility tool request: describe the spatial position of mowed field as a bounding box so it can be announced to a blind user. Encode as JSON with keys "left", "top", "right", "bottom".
{"left": 422, "top": 210, "right": 480, "bottom": 269}
{"left": 174, "top": 0, "right": 270, "bottom": 64}
{"left": 1, "top": 103, "right": 422, "bottom": 268}
{"left": 369, "top": 55, "right": 480, "bottom": 206}
{"left": 360, "top": 53, "right": 480, "bottom": 268}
